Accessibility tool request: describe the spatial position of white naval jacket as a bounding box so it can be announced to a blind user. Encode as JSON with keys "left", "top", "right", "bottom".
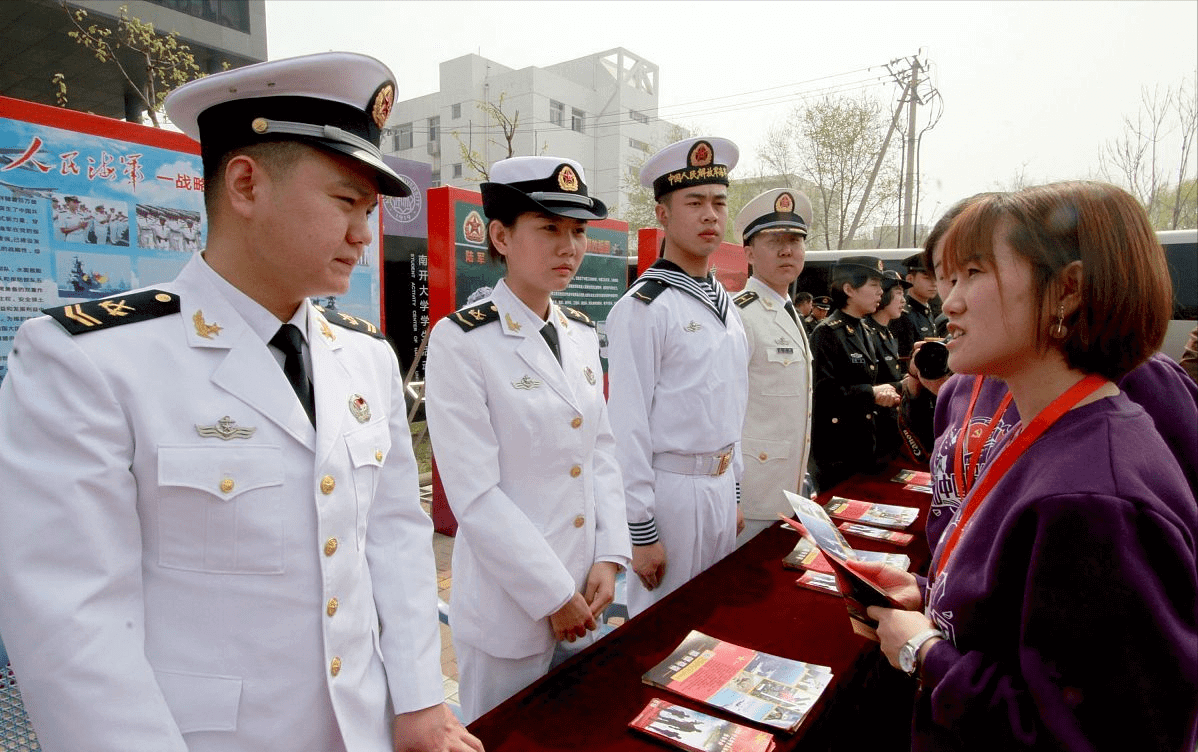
{"left": 734, "top": 276, "right": 813, "bottom": 520}
{"left": 424, "top": 280, "right": 630, "bottom": 659}
{"left": 605, "top": 270, "right": 749, "bottom": 536}
{"left": 0, "top": 254, "right": 443, "bottom": 752}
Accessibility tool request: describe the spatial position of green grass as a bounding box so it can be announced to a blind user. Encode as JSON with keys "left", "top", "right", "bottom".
{"left": 410, "top": 420, "right": 432, "bottom": 476}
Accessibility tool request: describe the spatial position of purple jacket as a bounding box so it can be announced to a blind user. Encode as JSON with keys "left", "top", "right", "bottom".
{"left": 915, "top": 392, "right": 1198, "bottom": 750}
{"left": 927, "top": 353, "right": 1198, "bottom": 550}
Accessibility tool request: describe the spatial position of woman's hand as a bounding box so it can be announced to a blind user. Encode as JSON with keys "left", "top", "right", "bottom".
{"left": 548, "top": 593, "right": 596, "bottom": 642}
{"left": 583, "top": 561, "right": 618, "bottom": 620}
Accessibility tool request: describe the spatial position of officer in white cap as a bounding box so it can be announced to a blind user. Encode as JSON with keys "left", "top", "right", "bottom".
{"left": 0, "top": 52, "right": 481, "bottom": 752}
{"left": 424, "top": 156, "right": 630, "bottom": 722}
{"left": 605, "top": 137, "right": 749, "bottom": 616}
{"left": 731, "top": 188, "right": 814, "bottom": 545}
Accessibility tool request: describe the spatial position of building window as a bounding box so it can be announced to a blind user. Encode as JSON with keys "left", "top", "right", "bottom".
{"left": 550, "top": 100, "right": 565, "bottom": 127}
{"left": 428, "top": 116, "right": 439, "bottom": 143}
{"left": 396, "top": 123, "right": 413, "bottom": 151}
{"left": 452, "top": 163, "right": 463, "bottom": 179}
{"left": 146, "top": 0, "right": 250, "bottom": 33}
{"left": 451, "top": 102, "right": 462, "bottom": 120}
{"left": 628, "top": 137, "right": 650, "bottom": 152}
{"left": 571, "top": 108, "right": 585, "bottom": 133}
{"left": 431, "top": 169, "right": 441, "bottom": 188}
{"left": 629, "top": 108, "right": 650, "bottom": 124}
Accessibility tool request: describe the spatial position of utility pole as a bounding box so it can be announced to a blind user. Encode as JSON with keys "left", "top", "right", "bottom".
{"left": 901, "top": 57, "right": 922, "bottom": 247}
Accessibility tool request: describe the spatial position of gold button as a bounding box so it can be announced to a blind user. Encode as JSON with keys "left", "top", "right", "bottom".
{"left": 324, "top": 538, "right": 338, "bottom": 556}
{"left": 155, "top": 293, "right": 172, "bottom": 303}
{"left": 573, "top": 515, "right": 585, "bottom": 528}
{"left": 759, "top": 452, "right": 769, "bottom": 461}
{"left": 330, "top": 657, "right": 341, "bottom": 676}
{"left": 327, "top": 597, "right": 339, "bottom": 617}
{"left": 865, "top": 414, "right": 873, "bottom": 420}
{"left": 374, "top": 449, "right": 383, "bottom": 462}
{"left": 569, "top": 465, "right": 582, "bottom": 478}
{"left": 252, "top": 117, "right": 269, "bottom": 134}
{"left": 570, "top": 417, "right": 582, "bottom": 429}
{"left": 831, "top": 417, "right": 839, "bottom": 424}
{"left": 320, "top": 475, "right": 335, "bottom": 494}
{"left": 220, "top": 478, "right": 234, "bottom": 494}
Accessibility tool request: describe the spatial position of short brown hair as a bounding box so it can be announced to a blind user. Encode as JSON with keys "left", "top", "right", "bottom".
{"left": 940, "top": 181, "right": 1171, "bottom": 380}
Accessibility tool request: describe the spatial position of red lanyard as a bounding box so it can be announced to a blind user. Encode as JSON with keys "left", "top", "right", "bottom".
{"left": 933, "top": 374, "right": 1108, "bottom": 579}
{"left": 952, "top": 376, "right": 1015, "bottom": 501}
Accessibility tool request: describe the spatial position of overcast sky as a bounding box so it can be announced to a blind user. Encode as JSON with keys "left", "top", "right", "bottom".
{"left": 265, "top": 0, "right": 1197, "bottom": 226}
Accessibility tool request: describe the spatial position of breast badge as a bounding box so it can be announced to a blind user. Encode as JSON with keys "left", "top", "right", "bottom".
{"left": 196, "top": 415, "right": 256, "bottom": 440}
{"left": 684, "top": 320, "right": 702, "bottom": 332}
{"left": 512, "top": 375, "right": 542, "bottom": 390}
{"left": 349, "top": 394, "right": 371, "bottom": 423}
{"left": 584, "top": 366, "right": 596, "bottom": 386}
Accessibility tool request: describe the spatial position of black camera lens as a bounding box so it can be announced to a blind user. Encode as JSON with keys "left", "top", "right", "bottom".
{"left": 913, "top": 340, "right": 950, "bottom": 380}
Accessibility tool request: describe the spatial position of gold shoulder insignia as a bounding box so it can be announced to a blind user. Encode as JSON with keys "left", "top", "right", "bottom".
{"left": 826, "top": 317, "right": 845, "bottom": 329}
{"left": 562, "top": 306, "right": 595, "bottom": 328}
{"left": 733, "top": 291, "right": 759, "bottom": 309}
{"left": 315, "top": 308, "right": 385, "bottom": 339}
{"left": 450, "top": 302, "right": 499, "bottom": 332}
{"left": 43, "top": 289, "right": 179, "bottom": 335}
{"left": 630, "top": 279, "right": 667, "bottom": 305}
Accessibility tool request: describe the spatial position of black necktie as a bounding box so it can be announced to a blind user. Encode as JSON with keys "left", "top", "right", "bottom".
{"left": 540, "top": 322, "right": 561, "bottom": 366}
{"left": 271, "top": 324, "right": 316, "bottom": 426}
{"left": 784, "top": 301, "right": 799, "bottom": 326}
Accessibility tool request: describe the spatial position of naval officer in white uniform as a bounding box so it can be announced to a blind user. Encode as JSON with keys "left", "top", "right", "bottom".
{"left": 424, "top": 156, "right": 630, "bottom": 722}
{"left": 731, "top": 188, "right": 815, "bottom": 546}
{"left": 605, "top": 137, "right": 749, "bottom": 617}
{"left": 0, "top": 53, "right": 480, "bottom": 752}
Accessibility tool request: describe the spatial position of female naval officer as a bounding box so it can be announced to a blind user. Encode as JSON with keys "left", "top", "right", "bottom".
{"left": 424, "top": 157, "right": 631, "bottom": 722}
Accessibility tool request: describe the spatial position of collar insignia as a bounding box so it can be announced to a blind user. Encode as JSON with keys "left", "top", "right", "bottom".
{"left": 196, "top": 415, "right": 256, "bottom": 440}
{"left": 505, "top": 313, "right": 522, "bottom": 332}
{"left": 320, "top": 319, "right": 336, "bottom": 341}
{"left": 193, "top": 310, "right": 222, "bottom": 339}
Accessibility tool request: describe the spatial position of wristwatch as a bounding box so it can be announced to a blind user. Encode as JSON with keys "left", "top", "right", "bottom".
{"left": 899, "top": 628, "right": 945, "bottom": 675}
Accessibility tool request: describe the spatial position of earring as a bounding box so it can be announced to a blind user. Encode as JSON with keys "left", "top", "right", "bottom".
{"left": 1049, "top": 303, "right": 1068, "bottom": 339}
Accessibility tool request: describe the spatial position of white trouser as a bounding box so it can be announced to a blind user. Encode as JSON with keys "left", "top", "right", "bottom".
{"left": 455, "top": 631, "right": 597, "bottom": 723}
{"left": 735, "top": 516, "right": 777, "bottom": 548}
{"left": 627, "top": 469, "right": 737, "bottom": 617}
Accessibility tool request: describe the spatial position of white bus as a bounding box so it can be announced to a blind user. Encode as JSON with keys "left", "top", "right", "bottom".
{"left": 796, "top": 229, "right": 1197, "bottom": 362}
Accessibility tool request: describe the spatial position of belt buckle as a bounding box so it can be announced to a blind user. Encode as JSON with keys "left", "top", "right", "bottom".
{"left": 714, "top": 451, "right": 731, "bottom": 477}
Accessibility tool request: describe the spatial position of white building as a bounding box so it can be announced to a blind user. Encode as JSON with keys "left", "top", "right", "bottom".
{"left": 382, "top": 48, "right": 683, "bottom": 218}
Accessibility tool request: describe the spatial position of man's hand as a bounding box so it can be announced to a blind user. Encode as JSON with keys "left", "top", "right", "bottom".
{"left": 392, "top": 703, "right": 484, "bottom": 752}
{"left": 873, "top": 383, "right": 901, "bottom": 407}
{"left": 548, "top": 593, "right": 596, "bottom": 642}
{"left": 632, "top": 542, "right": 667, "bottom": 590}
{"left": 583, "top": 561, "right": 618, "bottom": 620}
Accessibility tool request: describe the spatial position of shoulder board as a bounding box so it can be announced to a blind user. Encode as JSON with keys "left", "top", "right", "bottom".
{"left": 562, "top": 306, "right": 595, "bottom": 328}
{"left": 733, "top": 291, "right": 759, "bottom": 309}
{"left": 44, "top": 289, "right": 179, "bottom": 335}
{"left": 314, "top": 306, "right": 386, "bottom": 339}
{"left": 630, "top": 279, "right": 668, "bottom": 305}
{"left": 825, "top": 317, "right": 846, "bottom": 329}
{"left": 449, "top": 302, "right": 499, "bottom": 331}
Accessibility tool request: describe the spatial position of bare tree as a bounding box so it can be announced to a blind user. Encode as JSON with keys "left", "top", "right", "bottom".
{"left": 55, "top": 2, "right": 208, "bottom": 127}
{"left": 759, "top": 93, "right": 902, "bottom": 250}
{"left": 1099, "top": 75, "right": 1197, "bottom": 229}
{"left": 450, "top": 93, "right": 546, "bottom": 182}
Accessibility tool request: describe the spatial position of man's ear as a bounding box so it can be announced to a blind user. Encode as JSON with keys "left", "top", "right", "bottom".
{"left": 223, "top": 155, "right": 265, "bottom": 219}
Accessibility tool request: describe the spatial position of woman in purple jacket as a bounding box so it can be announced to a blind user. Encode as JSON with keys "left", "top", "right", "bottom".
{"left": 853, "top": 182, "right": 1198, "bottom": 751}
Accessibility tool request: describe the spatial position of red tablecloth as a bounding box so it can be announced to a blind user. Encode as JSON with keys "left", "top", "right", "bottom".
{"left": 467, "top": 463, "right": 933, "bottom": 750}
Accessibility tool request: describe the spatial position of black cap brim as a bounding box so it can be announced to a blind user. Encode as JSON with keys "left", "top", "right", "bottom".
{"left": 481, "top": 181, "right": 607, "bottom": 221}
{"left": 317, "top": 140, "right": 411, "bottom": 197}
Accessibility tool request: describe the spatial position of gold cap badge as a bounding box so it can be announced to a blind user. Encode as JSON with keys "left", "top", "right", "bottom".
{"left": 558, "top": 165, "right": 579, "bottom": 192}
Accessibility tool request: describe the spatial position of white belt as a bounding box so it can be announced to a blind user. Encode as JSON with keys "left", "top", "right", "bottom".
{"left": 652, "top": 445, "right": 735, "bottom": 477}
